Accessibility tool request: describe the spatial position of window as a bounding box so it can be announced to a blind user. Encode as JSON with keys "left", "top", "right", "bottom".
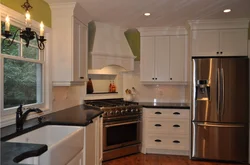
{"left": 1, "top": 19, "right": 46, "bottom": 115}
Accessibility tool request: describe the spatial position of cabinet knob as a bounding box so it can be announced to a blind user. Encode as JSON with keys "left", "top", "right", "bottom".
{"left": 155, "top": 139, "right": 161, "bottom": 142}
{"left": 80, "top": 77, "right": 84, "bottom": 79}
{"left": 173, "top": 140, "right": 180, "bottom": 144}
{"left": 155, "top": 112, "right": 162, "bottom": 115}
{"left": 170, "top": 78, "right": 172, "bottom": 80}
{"left": 155, "top": 78, "right": 157, "bottom": 80}
{"left": 173, "top": 112, "right": 180, "bottom": 115}
{"left": 155, "top": 124, "right": 162, "bottom": 127}
{"left": 220, "top": 52, "right": 223, "bottom": 54}
{"left": 173, "top": 124, "right": 180, "bottom": 128}
{"left": 217, "top": 52, "right": 219, "bottom": 54}
{"left": 152, "top": 78, "right": 155, "bottom": 80}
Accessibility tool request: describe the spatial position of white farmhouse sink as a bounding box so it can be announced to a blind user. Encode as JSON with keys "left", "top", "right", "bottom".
{"left": 8, "top": 125, "right": 84, "bottom": 165}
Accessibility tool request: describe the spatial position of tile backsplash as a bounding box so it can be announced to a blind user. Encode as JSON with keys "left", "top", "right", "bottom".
{"left": 52, "top": 86, "right": 84, "bottom": 112}
{"left": 122, "top": 61, "right": 189, "bottom": 103}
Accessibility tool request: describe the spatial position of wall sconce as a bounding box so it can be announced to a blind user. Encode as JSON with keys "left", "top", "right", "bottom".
{"left": 1, "top": 0, "right": 46, "bottom": 50}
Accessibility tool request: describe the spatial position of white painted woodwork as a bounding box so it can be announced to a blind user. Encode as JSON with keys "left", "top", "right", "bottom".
{"left": 144, "top": 108, "right": 189, "bottom": 119}
{"left": 191, "top": 30, "right": 220, "bottom": 56}
{"left": 189, "top": 19, "right": 249, "bottom": 57}
{"left": 84, "top": 117, "right": 102, "bottom": 165}
{"left": 219, "top": 29, "right": 248, "bottom": 56}
{"left": 140, "top": 36, "right": 155, "bottom": 82}
{"left": 45, "top": 0, "right": 250, "bottom": 28}
{"left": 139, "top": 27, "right": 187, "bottom": 84}
{"left": 155, "top": 36, "right": 170, "bottom": 82}
{"left": 88, "top": 21, "right": 135, "bottom": 71}
{"left": 169, "top": 36, "right": 186, "bottom": 81}
{"left": 50, "top": 3, "right": 90, "bottom": 86}
{"left": 67, "top": 150, "right": 84, "bottom": 165}
{"left": 142, "top": 108, "right": 190, "bottom": 155}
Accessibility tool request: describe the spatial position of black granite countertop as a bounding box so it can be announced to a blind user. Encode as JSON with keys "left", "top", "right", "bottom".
{"left": 1, "top": 142, "right": 48, "bottom": 165}
{"left": 139, "top": 102, "right": 190, "bottom": 109}
{"left": 1, "top": 105, "right": 103, "bottom": 165}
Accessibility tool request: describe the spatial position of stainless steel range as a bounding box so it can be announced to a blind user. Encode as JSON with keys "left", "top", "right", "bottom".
{"left": 84, "top": 98, "right": 142, "bottom": 161}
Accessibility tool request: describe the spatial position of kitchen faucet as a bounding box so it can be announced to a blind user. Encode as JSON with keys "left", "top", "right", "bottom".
{"left": 16, "top": 105, "right": 43, "bottom": 132}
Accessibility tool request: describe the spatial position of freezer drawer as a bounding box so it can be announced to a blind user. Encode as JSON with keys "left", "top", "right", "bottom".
{"left": 191, "top": 122, "right": 248, "bottom": 162}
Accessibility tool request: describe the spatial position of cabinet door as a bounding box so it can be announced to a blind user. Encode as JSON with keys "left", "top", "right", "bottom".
{"left": 155, "top": 36, "right": 170, "bottom": 82}
{"left": 140, "top": 37, "right": 155, "bottom": 81}
{"left": 169, "top": 36, "right": 186, "bottom": 82}
{"left": 73, "top": 18, "right": 87, "bottom": 82}
{"left": 192, "top": 30, "right": 220, "bottom": 56}
{"left": 219, "top": 29, "right": 248, "bottom": 56}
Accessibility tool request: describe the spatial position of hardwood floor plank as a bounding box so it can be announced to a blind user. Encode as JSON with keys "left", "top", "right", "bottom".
{"left": 102, "top": 154, "right": 248, "bottom": 165}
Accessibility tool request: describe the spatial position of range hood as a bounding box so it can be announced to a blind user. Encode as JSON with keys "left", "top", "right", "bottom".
{"left": 88, "top": 21, "right": 135, "bottom": 71}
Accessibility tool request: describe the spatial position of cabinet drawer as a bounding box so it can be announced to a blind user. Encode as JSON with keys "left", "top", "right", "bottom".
{"left": 144, "top": 108, "right": 189, "bottom": 119}
{"left": 146, "top": 135, "right": 189, "bottom": 151}
{"left": 146, "top": 120, "right": 189, "bottom": 135}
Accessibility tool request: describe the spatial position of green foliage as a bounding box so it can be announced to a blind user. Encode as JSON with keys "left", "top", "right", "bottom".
{"left": 4, "top": 59, "right": 41, "bottom": 108}
{"left": 1, "top": 22, "right": 42, "bottom": 109}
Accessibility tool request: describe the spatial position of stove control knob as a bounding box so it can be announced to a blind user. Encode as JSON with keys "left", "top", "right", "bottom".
{"left": 125, "top": 109, "right": 129, "bottom": 112}
{"left": 115, "top": 110, "right": 120, "bottom": 114}
{"left": 109, "top": 111, "right": 113, "bottom": 115}
{"left": 136, "top": 109, "right": 139, "bottom": 112}
{"left": 121, "top": 110, "right": 125, "bottom": 114}
{"left": 131, "top": 109, "right": 134, "bottom": 113}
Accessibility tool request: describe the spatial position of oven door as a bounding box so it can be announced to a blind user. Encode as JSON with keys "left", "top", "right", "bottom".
{"left": 103, "top": 118, "right": 141, "bottom": 151}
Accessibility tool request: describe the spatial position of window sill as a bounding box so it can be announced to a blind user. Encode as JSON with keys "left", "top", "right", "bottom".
{"left": 0, "top": 108, "right": 51, "bottom": 128}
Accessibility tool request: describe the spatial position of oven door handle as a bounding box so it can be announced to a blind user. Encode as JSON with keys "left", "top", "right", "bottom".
{"left": 105, "top": 120, "right": 141, "bottom": 128}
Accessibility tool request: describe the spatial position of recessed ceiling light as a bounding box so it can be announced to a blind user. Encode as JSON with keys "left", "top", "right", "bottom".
{"left": 144, "top": 13, "right": 151, "bottom": 16}
{"left": 223, "top": 9, "right": 231, "bottom": 13}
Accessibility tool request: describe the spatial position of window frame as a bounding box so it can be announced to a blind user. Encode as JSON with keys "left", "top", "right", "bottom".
{"left": 0, "top": 4, "right": 52, "bottom": 127}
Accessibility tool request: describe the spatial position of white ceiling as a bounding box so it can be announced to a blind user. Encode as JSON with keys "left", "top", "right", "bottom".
{"left": 44, "top": 0, "right": 250, "bottom": 28}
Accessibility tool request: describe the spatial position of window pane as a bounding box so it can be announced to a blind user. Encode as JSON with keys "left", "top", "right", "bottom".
{"left": 1, "top": 21, "right": 21, "bottom": 41}
{"left": 23, "top": 44, "right": 39, "bottom": 59}
{"left": 1, "top": 38, "right": 21, "bottom": 56}
{"left": 4, "top": 58, "right": 43, "bottom": 109}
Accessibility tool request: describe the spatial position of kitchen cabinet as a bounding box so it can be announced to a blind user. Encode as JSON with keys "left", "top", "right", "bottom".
{"left": 50, "top": 3, "right": 90, "bottom": 86}
{"left": 140, "top": 35, "right": 187, "bottom": 84}
{"left": 142, "top": 108, "right": 190, "bottom": 155}
{"left": 84, "top": 116, "right": 103, "bottom": 165}
{"left": 191, "top": 29, "right": 248, "bottom": 56}
{"left": 189, "top": 19, "right": 249, "bottom": 57}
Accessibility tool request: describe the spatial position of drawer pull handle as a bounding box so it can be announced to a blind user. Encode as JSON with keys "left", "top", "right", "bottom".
{"left": 80, "top": 77, "right": 84, "bottom": 79}
{"left": 173, "top": 112, "right": 180, "bottom": 115}
{"left": 173, "top": 140, "right": 180, "bottom": 143}
{"left": 155, "top": 124, "right": 162, "bottom": 127}
{"left": 173, "top": 124, "right": 180, "bottom": 127}
{"left": 155, "top": 112, "right": 162, "bottom": 115}
{"left": 155, "top": 139, "right": 161, "bottom": 142}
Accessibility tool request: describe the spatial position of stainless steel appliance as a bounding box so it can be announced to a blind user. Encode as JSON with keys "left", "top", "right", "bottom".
{"left": 191, "top": 57, "right": 249, "bottom": 162}
{"left": 84, "top": 99, "right": 142, "bottom": 161}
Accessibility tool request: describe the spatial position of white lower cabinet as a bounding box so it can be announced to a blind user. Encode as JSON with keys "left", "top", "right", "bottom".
{"left": 67, "top": 150, "right": 84, "bottom": 165}
{"left": 84, "top": 116, "right": 103, "bottom": 165}
{"left": 142, "top": 108, "right": 190, "bottom": 155}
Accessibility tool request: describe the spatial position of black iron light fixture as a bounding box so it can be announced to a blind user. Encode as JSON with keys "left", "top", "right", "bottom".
{"left": 2, "top": 0, "right": 46, "bottom": 50}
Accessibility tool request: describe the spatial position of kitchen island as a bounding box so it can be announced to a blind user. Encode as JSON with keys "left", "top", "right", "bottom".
{"left": 1, "top": 105, "right": 103, "bottom": 165}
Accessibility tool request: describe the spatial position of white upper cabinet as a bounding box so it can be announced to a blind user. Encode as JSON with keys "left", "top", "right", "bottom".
{"left": 169, "top": 36, "right": 186, "bottom": 82}
{"left": 51, "top": 3, "right": 91, "bottom": 86}
{"left": 140, "top": 36, "right": 155, "bottom": 82}
{"left": 189, "top": 19, "right": 249, "bottom": 57}
{"left": 139, "top": 27, "right": 187, "bottom": 84}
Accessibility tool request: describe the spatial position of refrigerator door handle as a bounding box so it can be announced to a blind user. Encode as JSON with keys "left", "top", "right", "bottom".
{"left": 197, "top": 123, "right": 245, "bottom": 128}
{"left": 217, "top": 68, "right": 221, "bottom": 117}
{"left": 221, "top": 68, "right": 225, "bottom": 117}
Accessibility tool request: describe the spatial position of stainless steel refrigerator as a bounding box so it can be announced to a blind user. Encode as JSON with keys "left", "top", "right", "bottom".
{"left": 191, "top": 57, "right": 249, "bottom": 162}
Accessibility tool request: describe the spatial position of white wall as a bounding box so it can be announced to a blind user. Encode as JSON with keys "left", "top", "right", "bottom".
{"left": 122, "top": 61, "right": 188, "bottom": 103}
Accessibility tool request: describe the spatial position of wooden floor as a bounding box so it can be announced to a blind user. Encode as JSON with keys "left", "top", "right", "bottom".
{"left": 103, "top": 153, "right": 248, "bottom": 165}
